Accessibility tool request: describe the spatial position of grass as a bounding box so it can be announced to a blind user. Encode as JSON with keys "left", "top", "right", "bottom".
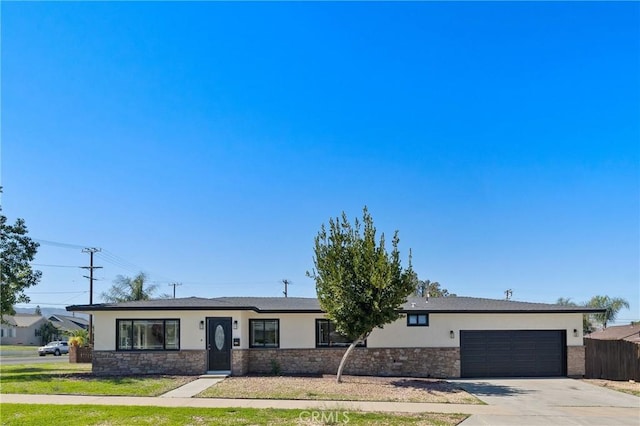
{"left": 0, "top": 363, "right": 194, "bottom": 396}
{"left": 0, "top": 345, "right": 40, "bottom": 352}
{"left": 0, "top": 403, "right": 468, "bottom": 425}
{"left": 583, "top": 379, "right": 640, "bottom": 397}
{"left": 0, "top": 345, "right": 40, "bottom": 357}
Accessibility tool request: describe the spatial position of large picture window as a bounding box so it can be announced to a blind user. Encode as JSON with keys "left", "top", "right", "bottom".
{"left": 316, "top": 319, "right": 366, "bottom": 348}
{"left": 116, "top": 319, "right": 180, "bottom": 351}
{"left": 249, "top": 319, "right": 279, "bottom": 348}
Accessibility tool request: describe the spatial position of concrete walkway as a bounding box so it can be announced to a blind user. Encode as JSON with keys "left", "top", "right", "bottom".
{"left": 0, "top": 393, "right": 503, "bottom": 415}
{"left": 159, "top": 377, "right": 225, "bottom": 398}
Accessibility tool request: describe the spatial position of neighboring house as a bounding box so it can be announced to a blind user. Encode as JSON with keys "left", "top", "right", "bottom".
{"left": 0, "top": 314, "right": 49, "bottom": 345}
{"left": 48, "top": 314, "right": 89, "bottom": 336}
{"left": 584, "top": 323, "right": 640, "bottom": 381}
{"left": 67, "top": 296, "right": 603, "bottom": 379}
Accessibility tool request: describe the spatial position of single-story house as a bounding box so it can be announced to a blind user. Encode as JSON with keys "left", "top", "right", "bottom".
{"left": 0, "top": 314, "right": 49, "bottom": 345}
{"left": 67, "top": 296, "right": 603, "bottom": 378}
{"left": 48, "top": 314, "right": 89, "bottom": 336}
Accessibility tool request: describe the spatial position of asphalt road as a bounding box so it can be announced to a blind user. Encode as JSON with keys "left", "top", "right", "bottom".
{"left": 0, "top": 354, "right": 69, "bottom": 365}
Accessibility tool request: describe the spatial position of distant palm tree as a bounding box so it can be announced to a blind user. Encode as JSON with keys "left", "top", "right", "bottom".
{"left": 586, "top": 295, "right": 630, "bottom": 329}
{"left": 101, "top": 272, "right": 165, "bottom": 303}
{"left": 556, "top": 297, "right": 593, "bottom": 334}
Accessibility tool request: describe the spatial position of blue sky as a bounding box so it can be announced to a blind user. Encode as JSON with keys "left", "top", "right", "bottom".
{"left": 2, "top": 2, "right": 638, "bottom": 323}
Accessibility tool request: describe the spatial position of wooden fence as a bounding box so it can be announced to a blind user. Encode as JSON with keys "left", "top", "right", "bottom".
{"left": 585, "top": 338, "right": 639, "bottom": 381}
{"left": 69, "top": 345, "right": 92, "bottom": 363}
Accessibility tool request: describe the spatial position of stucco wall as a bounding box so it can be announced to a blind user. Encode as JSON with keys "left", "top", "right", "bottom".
{"left": 368, "top": 312, "right": 585, "bottom": 348}
{"left": 91, "top": 310, "right": 247, "bottom": 351}
{"left": 89, "top": 310, "right": 585, "bottom": 351}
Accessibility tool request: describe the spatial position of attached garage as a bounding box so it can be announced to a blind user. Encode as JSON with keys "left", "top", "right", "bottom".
{"left": 460, "top": 330, "right": 567, "bottom": 378}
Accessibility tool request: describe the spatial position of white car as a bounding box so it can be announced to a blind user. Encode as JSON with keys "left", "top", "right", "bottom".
{"left": 38, "top": 341, "right": 69, "bottom": 356}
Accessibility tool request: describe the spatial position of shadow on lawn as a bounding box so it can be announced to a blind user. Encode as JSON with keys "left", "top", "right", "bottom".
{"left": 388, "top": 378, "right": 470, "bottom": 395}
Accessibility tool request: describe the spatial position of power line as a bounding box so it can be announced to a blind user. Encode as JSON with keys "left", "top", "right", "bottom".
{"left": 168, "top": 282, "right": 182, "bottom": 298}
{"left": 82, "top": 247, "right": 102, "bottom": 345}
{"left": 32, "top": 263, "right": 81, "bottom": 268}
{"left": 33, "top": 239, "right": 86, "bottom": 250}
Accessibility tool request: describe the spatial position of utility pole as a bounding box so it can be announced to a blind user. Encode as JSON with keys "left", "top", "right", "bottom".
{"left": 168, "top": 282, "right": 182, "bottom": 298}
{"left": 282, "top": 279, "right": 290, "bottom": 298}
{"left": 81, "top": 247, "right": 102, "bottom": 345}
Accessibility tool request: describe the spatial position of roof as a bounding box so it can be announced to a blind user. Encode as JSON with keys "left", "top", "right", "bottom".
{"left": 1, "top": 314, "right": 46, "bottom": 327}
{"left": 48, "top": 315, "right": 89, "bottom": 332}
{"left": 67, "top": 295, "right": 604, "bottom": 314}
{"left": 585, "top": 324, "right": 640, "bottom": 343}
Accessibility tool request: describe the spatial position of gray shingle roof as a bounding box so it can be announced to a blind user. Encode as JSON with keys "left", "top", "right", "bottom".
{"left": 67, "top": 295, "right": 603, "bottom": 314}
{"left": 48, "top": 315, "right": 89, "bottom": 332}
{"left": 585, "top": 324, "right": 640, "bottom": 342}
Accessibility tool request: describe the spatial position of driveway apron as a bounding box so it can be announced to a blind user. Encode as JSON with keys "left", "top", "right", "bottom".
{"left": 453, "top": 378, "right": 640, "bottom": 426}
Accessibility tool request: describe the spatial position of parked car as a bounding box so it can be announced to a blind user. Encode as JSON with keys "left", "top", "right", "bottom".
{"left": 38, "top": 341, "right": 69, "bottom": 356}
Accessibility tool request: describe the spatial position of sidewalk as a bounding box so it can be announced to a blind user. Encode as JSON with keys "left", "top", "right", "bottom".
{"left": 0, "top": 393, "right": 506, "bottom": 415}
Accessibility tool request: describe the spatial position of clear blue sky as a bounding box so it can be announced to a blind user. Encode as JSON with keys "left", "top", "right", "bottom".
{"left": 2, "top": 2, "right": 638, "bottom": 324}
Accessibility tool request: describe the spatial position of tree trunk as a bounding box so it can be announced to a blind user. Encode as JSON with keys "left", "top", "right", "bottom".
{"left": 336, "top": 333, "right": 369, "bottom": 383}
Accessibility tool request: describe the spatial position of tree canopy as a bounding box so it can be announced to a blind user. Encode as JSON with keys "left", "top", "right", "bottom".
{"left": 586, "top": 295, "right": 630, "bottom": 329}
{"left": 413, "top": 276, "right": 453, "bottom": 298}
{"left": 0, "top": 193, "right": 42, "bottom": 321}
{"left": 101, "top": 272, "right": 166, "bottom": 303}
{"left": 307, "top": 207, "right": 414, "bottom": 382}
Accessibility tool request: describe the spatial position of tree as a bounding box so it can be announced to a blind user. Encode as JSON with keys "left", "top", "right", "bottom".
{"left": 0, "top": 190, "right": 42, "bottom": 322}
{"left": 586, "top": 295, "right": 630, "bottom": 329}
{"left": 38, "top": 321, "right": 58, "bottom": 344}
{"left": 101, "top": 272, "right": 165, "bottom": 303}
{"left": 556, "top": 297, "right": 593, "bottom": 334}
{"left": 68, "top": 328, "right": 89, "bottom": 347}
{"left": 34, "top": 305, "right": 42, "bottom": 316}
{"left": 413, "top": 276, "right": 452, "bottom": 298}
{"left": 307, "top": 207, "right": 414, "bottom": 383}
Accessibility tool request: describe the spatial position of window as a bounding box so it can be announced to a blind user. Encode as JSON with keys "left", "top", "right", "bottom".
{"left": 2, "top": 328, "right": 16, "bottom": 338}
{"left": 316, "top": 319, "right": 366, "bottom": 347}
{"left": 116, "top": 319, "right": 180, "bottom": 351}
{"left": 407, "top": 313, "right": 429, "bottom": 327}
{"left": 249, "top": 319, "right": 279, "bottom": 348}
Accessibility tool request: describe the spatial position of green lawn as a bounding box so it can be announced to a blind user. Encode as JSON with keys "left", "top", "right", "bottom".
{"left": 0, "top": 404, "right": 467, "bottom": 425}
{"left": 0, "top": 363, "right": 194, "bottom": 396}
{"left": 0, "top": 345, "right": 40, "bottom": 352}
{"left": 0, "top": 345, "right": 40, "bottom": 357}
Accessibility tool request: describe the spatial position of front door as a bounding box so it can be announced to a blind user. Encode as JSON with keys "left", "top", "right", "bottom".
{"left": 207, "top": 317, "right": 232, "bottom": 372}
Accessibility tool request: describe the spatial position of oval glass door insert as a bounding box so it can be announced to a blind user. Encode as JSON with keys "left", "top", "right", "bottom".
{"left": 214, "top": 325, "right": 225, "bottom": 350}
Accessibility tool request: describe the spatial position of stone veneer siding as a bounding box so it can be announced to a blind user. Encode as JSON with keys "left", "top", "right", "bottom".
{"left": 567, "top": 345, "right": 585, "bottom": 377}
{"left": 92, "top": 350, "right": 206, "bottom": 376}
{"left": 244, "top": 347, "right": 460, "bottom": 378}
{"left": 91, "top": 345, "right": 583, "bottom": 378}
{"left": 231, "top": 348, "right": 249, "bottom": 375}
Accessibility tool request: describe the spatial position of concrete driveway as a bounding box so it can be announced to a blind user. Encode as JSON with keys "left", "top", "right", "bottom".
{"left": 453, "top": 378, "right": 639, "bottom": 425}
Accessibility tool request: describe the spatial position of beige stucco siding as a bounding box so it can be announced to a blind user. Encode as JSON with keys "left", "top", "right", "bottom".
{"left": 242, "top": 312, "right": 322, "bottom": 349}
{"left": 367, "top": 313, "right": 585, "bottom": 348}
{"left": 89, "top": 310, "right": 584, "bottom": 351}
{"left": 91, "top": 310, "right": 246, "bottom": 351}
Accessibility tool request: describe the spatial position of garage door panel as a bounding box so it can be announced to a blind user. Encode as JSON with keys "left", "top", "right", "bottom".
{"left": 461, "top": 330, "right": 566, "bottom": 378}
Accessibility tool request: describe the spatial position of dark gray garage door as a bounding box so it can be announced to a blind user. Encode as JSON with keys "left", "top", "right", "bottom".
{"left": 460, "top": 330, "right": 566, "bottom": 378}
